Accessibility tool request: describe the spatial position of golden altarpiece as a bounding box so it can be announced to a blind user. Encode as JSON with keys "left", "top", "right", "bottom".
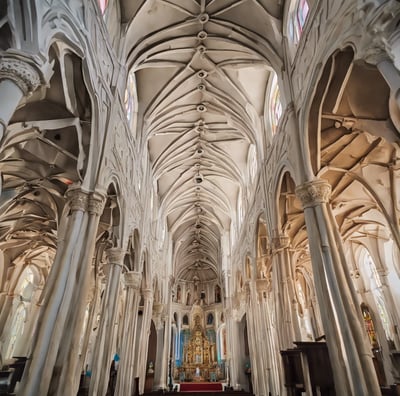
{"left": 176, "top": 308, "right": 220, "bottom": 382}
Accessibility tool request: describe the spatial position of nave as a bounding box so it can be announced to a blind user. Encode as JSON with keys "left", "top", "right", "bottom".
{"left": 0, "top": 1, "right": 400, "bottom": 396}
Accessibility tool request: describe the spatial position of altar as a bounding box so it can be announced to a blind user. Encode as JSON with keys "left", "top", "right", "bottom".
{"left": 176, "top": 313, "right": 220, "bottom": 382}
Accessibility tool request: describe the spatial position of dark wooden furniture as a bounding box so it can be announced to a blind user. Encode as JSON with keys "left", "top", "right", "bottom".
{"left": 281, "top": 342, "right": 335, "bottom": 396}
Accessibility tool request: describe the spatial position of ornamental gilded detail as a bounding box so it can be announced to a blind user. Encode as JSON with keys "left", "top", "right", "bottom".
{"left": 0, "top": 57, "right": 41, "bottom": 96}
{"left": 295, "top": 179, "right": 331, "bottom": 209}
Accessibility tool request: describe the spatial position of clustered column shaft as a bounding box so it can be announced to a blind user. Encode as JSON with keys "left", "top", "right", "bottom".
{"left": 89, "top": 247, "right": 124, "bottom": 396}
{"left": 295, "top": 179, "right": 381, "bottom": 396}
{"left": 115, "top": 271, "right": 142, "bottom": 396}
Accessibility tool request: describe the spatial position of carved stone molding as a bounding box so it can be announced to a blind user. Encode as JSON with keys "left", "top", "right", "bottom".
{"left": 106, "top": 247, "right": 125, "bottom": 266}
{"left": 272, "top": 235, "right": 290, "bottom": 250}
{"left": 0, "top": 57, "right": 41, "bottom": 96}
{"left": 255, "top": 279, "right": 269, "bottom": 294}
{"left": 66, "top": 188, "right": 89, "bottom": 212}
{"left": 124, "top": 271, "right": 142, "bottom": 289}
{"left": 295, "top": 179, "right": 331, "bottom": 209}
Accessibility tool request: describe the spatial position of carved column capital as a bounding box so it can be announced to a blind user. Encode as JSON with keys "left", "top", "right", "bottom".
{"left": 152, "top": 302, "right": 164, "bottom": 315}
{"left": 0, "top": 56, "right": 41, "bottom": 96}
{"left": 142, "top": 288, "right": 153, "bottom": 301}
{"left": 66, "top": 187, "right": 89, "bottom": 212}
{"left": 295, "top": 179, "right": 331, "bottom": 209}
{"left": 88, "top": 192, "right": 106, "bottom": 215}
{"left": 272, "top": 235, "right": 290, "bottom": 250}
{"left": 364, "top": 45, "right": 391, "bottom": 66}
{"left": 124, "top": 271, "right": 142, "bottom": 289}
{"left": 106, "top": 247, "right": 125, "bottom": 267}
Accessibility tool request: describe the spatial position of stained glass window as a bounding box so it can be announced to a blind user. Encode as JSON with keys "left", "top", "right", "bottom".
{"left": 125, "top": 71, "right": 135, "bottom": 123}
{"left": 364, "top": 251, "right": 392, "bottom": 341}
{"left": 269, "top": 74, "right": 282, "bottom": 135}
{"left": 97, "top": 0, "right": 108, "bottom": 14}
{"left": 289, "top": 0, "right": 309, "bottom": 44}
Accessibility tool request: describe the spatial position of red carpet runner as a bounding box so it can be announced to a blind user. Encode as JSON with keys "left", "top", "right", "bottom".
{"left": 180, "top": 382, "right": 223, "bottom": 392}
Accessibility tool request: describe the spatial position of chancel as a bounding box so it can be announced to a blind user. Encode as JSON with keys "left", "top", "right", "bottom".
{"left": 0, "top": 1, "right": 399, "bottom": 396}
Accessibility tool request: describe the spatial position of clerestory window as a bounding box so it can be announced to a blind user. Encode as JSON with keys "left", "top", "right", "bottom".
{"left": 97, "top": 0, "right": 109, "bottom": 15}
{"left": 288, "top": 0, "right": 309, "bottom": 44}
{"left": 269, "top": 73, "right": 282, "bottom": 135}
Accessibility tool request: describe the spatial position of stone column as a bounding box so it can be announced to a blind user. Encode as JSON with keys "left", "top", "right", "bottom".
{"left": 153, "top": 318, "right": 166, "bottom": 389}
{"left": 272, "top": 234, "right": 301, "bottom": 348}
{"left": 247, "top": 282, "right": 265, "bottom": 396}
{"left": 18, "top": 187, "right": 89, "bottom": 396}
{"left": 225, "top": 303, "right": 242, "bottom": 390}
{"left": 89, "top": 247, "right": 124, "bottom": 396}
{"left": 158, "top": 311, "right": 170, "bottom": 390}
{"left": 263, "top": 293, "right": 282, "bottom": 396}
{"left": 376, "top": 56, "right": 400, "bottom": 109}
{"left": 115, "top": 271, "right": 142, "bottom": 396}
{"left": 295, "top": 179, "right": 381, "bottom": 396}
{"left": 0, "top": 56, "right": 42, "bottom": 140}
{"left": 135, "top": 288, "right": 153, "bottom": 393}
{"left": 151, "top": 302, "right": 165, "bottom": 388}
{"left": 53, "top": 193, "right": 106, "bottom": 395}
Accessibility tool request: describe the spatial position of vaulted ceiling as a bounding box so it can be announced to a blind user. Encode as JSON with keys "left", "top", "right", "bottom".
{"left": 126, "top": 0, "right": 283, "bottom": 282}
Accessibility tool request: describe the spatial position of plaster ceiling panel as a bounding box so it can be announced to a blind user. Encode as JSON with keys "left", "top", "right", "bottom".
{"left": 208, "top": 0, "right": 282, "bottom": 49}
{"left": 136, "top": 68, "right": 181, "bottom": 116}
{"left": 127, "top": 0, "right": 283, "bottom": 283}
{"left": 148, "top": 134, "right": 183, "bottom": 163}
{"left": 120, "top": 0, "right": 146, "bottom": 23}
{"left": 127, "top": 0, "right": 194, "bottom": 48}
{"left": 206, "top": 0, "right": 282, "bottom": 20}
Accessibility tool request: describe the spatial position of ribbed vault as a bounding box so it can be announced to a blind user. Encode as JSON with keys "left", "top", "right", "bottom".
{"left": 127, "top": 0, "right": 283, "bottom": 282}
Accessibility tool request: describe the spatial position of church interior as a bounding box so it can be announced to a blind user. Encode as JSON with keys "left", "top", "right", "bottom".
{"left": 0, "top": 0, "right": 400, "bottom": 395}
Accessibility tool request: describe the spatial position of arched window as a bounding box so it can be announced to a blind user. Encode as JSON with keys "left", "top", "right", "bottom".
{"left": 97, "top": 0, "right": 109, "bottom": 14}
{"left": 5, "top": 304, "right": 26, "bottom": 359}
{"left": 125, "top": 71, "right": 135, "bottom": 124}
{"left": 288, "top": 0, "right": 310, "bottom": 44}
{"left": 237, "top": 191, "right": 244, "bottom": 226}
{"left": 176, "top": 285, "right": 181, "bottom": 303}
{"left": 269, "top": 73, "right": 282, "bottom": 135}
{"left": 215, "top": 284, "right": 221, "bottom": 303}
{"left": 248, "top": 144, "right": 257, "bottom": 182}
{"left": 295, "top": 270, "right": 314, "bottom": 339}
{"left": 362, "top": 250, "right": 392, "bottom": 342}
{"left": 18, "top": 266, "right": 35, "bottom": 301}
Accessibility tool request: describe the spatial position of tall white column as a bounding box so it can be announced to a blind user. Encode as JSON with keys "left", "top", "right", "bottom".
{"left": 153, "top": 316, "right": 166, "bottom": 390}
{"left": 18, "top": 187, "right": 90, "bottom": 396}
{"left": 247, "top": 283, "right": 265, "bottom": 396}
{"left": 159, "top": 311, "right": 170, "bottom": 390}
{"left": 136, "top": 288, "right": 153, "bottom": 394}
{"left": 53, "top": 193, "right": 106, "bottom": 395}
{"left": 296, "top": 179, "right": 381, "bottom": 396}
{"left": 272, "top": 235, "right": 301, "bottom": 348}
{"left": 89, "top": 248, "right": 124, "bottom": 396}
{"left": 115, "top": 271, "right": 142, "bottom": 396}
{"left": 225, "top": 302, "right": 242, "bottom": 390}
